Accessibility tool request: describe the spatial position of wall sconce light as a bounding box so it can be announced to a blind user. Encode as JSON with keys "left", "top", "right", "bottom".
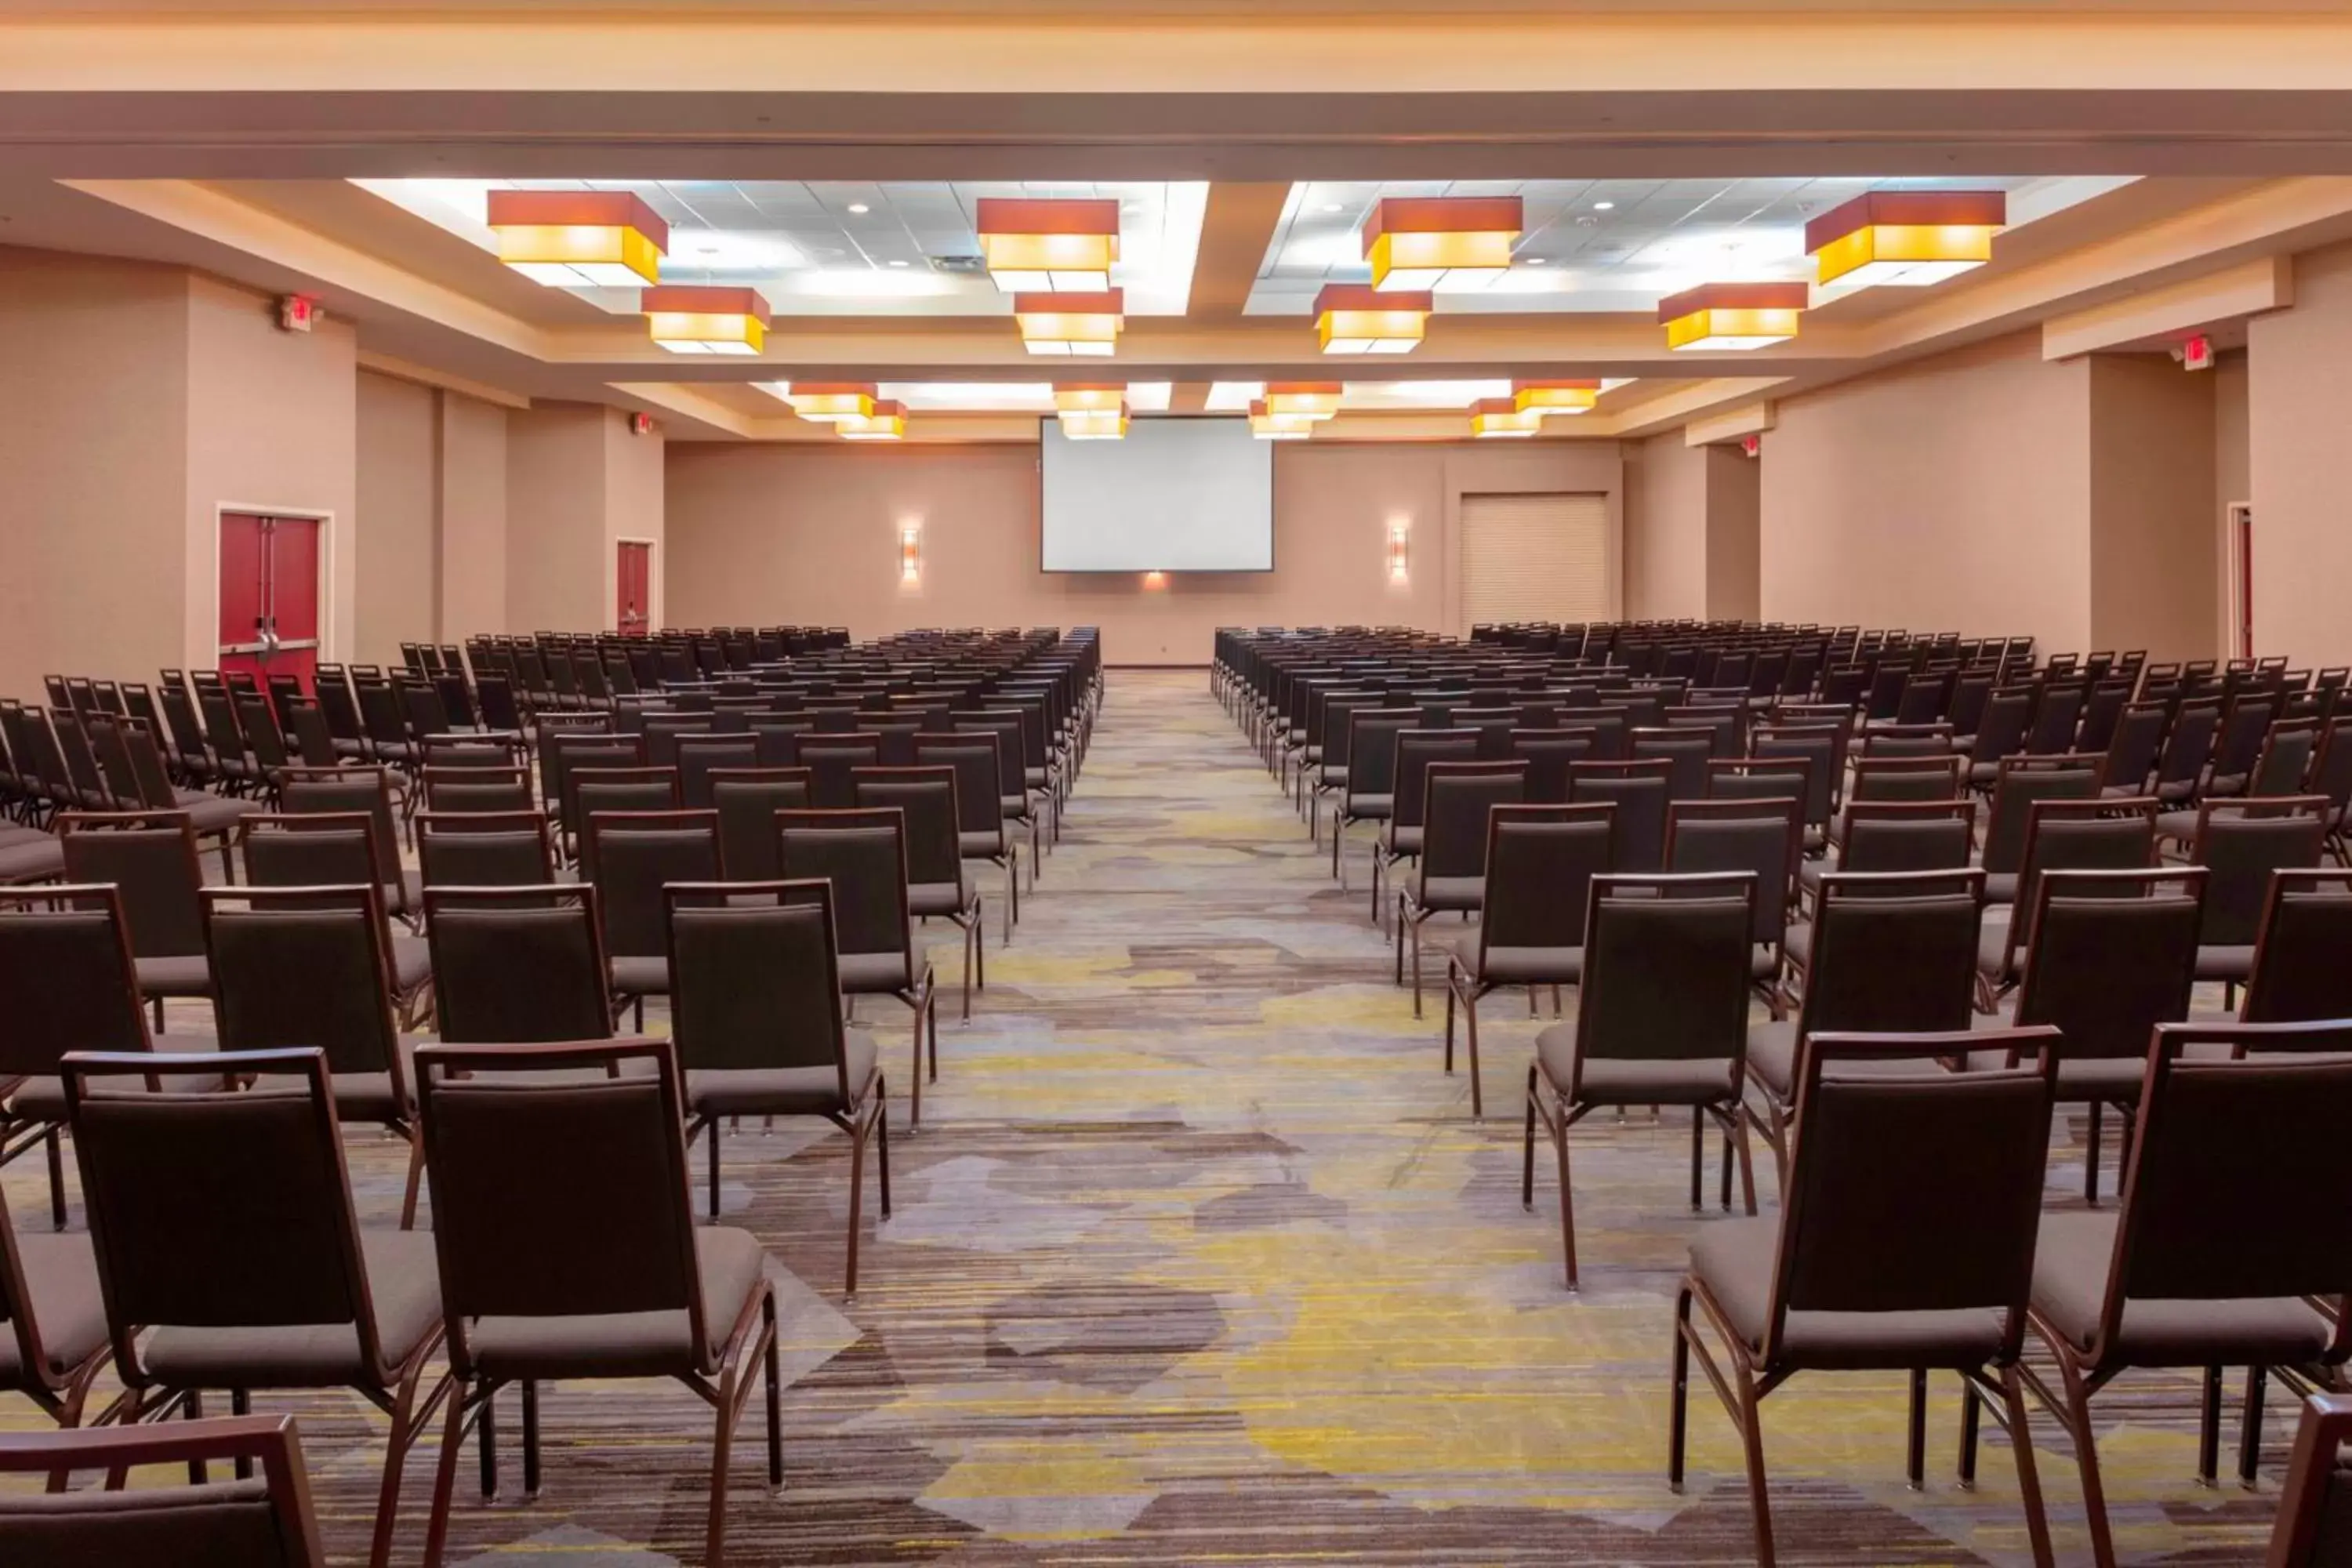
{"left": 1142, "top": 570, "right": 1168, "bottom": 590}
{"left": 1388, "top": 522, "right": 1410, "bottom": 581}
{"left": 899, "top": 525, "right": 921, "bottom": 583}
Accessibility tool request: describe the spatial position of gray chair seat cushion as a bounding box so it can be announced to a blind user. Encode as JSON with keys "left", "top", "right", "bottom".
{"left": 609, "top": 954, "right": 671, "bottom": 996}
{"left": 2155, "top": 808, "right": 2199, "bottom": 843}
{"left": 2030, "top": 1210, "right": 2332, "bottom": 1366}
{"left": 959, "top": 830, "right": 1007, "bottom": 858}
{"left": 466, "top": 1226, "right": 767, "bottom": 1381}
{"left": 0, "top": 836, "right": 64, "bottom": 884}
{"left": 1745, "top": 1021, "right": 1948, "bottom": 1099}
{"left": 5, "top": 1037, "right": 227, "bottom": 1122}
{"left": 1982, "top": 872, "right": 2018, "bottom": 906}
{"left": 0, "top": 1231, "right": 110, "bottom": 1381}
{"left": 1380, "top": 825, "right": 1423, "bottom": 857}
{"left": 1537, "top": 1022, "right": 1737, "bottom": 1105}
{"left": 172, "top": 792, "right": 260, "bottom": 833}
{"left": 1798, "top": 859, "right": 1828, "bottom": 896}
{"left": 390, "top": 935, "right": 433, "bottom": 995}
{"left": 1751, "top": 946, "right": 1782, "bottom": 983}
{"left": 685, "top": 1029, "right": 880, "bottom": 1119}
{"left": 1412, "top": 876, "right": 1483, "bottom": 913}
{"left": 383, "top": 869, "right": 423, "bottom": 919}
{"left": 909, "top": 877, "right": 975, "bottom": 917}
{"left": 134, "top": 954, "right": 213, "bottom": 997}
{"left": 2054, "top": 1055, "right": 2148, "bottom": 1101}
{"left": 837, "top": 950, "right": 916, "bottom": 993}
{"left": 1783, "top": 921, "right": 1813, "bottom": 968}
{"left": 1437, "top": 931, "right": 1582, "bottom": 985}
{"left": 2195, "top": 944, "right": 2256, "bottom": 982}
{"left": 1969, "top": 760, "right": 2002, "bottom": 787}
{"left": 1693, "top": 1217, "right": 2009, "bottom": 1370}
{"left": 142, "top": 1229, "right": 442, "bottom": 1387}
{"left": 1317, "top": 766, "right": 1348, "bottom": 789}
{"left": 1025, "top": 766, "right": 1049, "bottom": 789}
{"left": 1343, "top": 794, "right": 1393, "bottom": 821}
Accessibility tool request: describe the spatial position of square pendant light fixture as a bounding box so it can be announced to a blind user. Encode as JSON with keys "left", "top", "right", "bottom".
{"left": 640, "top": 285, "right": 770, "bottom": 355}
{"left": 837, "top": 399, "right": 908, "bottom": 441}
{"left": 1468, "top": 397, "right": 1543, "bottom": 438}
{"left": 1054, "top": 384, "right": 1130, "bottom": 439}
{"left": 1262, "top": 382, "right": 1344, "bottom": 421}
{"left": 1315, "top": 285, "right": 1432, "bottom": 355}
{"left": 1512, "top": 379, "right": 1601, "bottom": 417}
{"left": 783, "top": 384, "right": 877, "bottom": 423}
{"left": 1657, "top": 283, "right": 1809, "bottom": 351}
{"left": 1807, "top": 191, "right": 2006, "bottom": 289}
{"left": 976, "top": 198, "right": 1121, "bottom": 292}
{"left": 1014, "top": 289, "right": 1123, "bottom": 356}
{"left": 1360, "top": 197, "right": 1523, "bottom": 292}
{"left": 487, "top": 189, "right": 668, "bottom": 288}
{"left": 1248, "top": 400, "right": 1316, "bottom": 439}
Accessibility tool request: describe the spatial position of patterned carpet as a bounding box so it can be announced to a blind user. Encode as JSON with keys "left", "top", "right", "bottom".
{"left": 2, "top": 670, "right": 2283, "bottom": 1564}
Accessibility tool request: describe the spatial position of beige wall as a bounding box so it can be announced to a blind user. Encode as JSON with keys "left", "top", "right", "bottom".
{"left": 663, "top": 437, "right": 1623, "bottom": 663}
{"left": 505, "top": 405, "right": 612, "bottom": 633}
{"left": 2087, "top": 354, "right": 2219, "bottom": 660}
{"left": 1704, "top": 445, "right": 1762, "bottom": 622}
{"left": 1624, "top": 434, "right": 1709, "bottom": 621}
{"left": 355, "top": 369, "right": 439, "bottom": 665}
{"left": 604, "top": 411, "right": 666, "bottom": 630}
{"left": 1762, "top": 333, "right": 2095, "bottom": 652}
{"left": 0, "top": 248, "right": 190, "bottom": 702}
{"left": 182, "top": 272, "right": 358, "bottom": 675}
{"left": 438, "top": 392, "right": 510, "bottom": 642}
{"left": 2249, "top": 241, "right": 2352, "bottom": 666}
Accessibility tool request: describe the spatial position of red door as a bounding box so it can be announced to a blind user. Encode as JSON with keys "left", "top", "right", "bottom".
{"left": 617, "top": 541, "right": 652, "bottom": 636}
{"left": 217, "top": 514, "right": 322, "bottom": 691}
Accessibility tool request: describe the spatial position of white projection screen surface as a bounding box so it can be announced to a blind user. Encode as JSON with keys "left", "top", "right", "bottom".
{"left": 1040, "top": 417, "right": 1275, "bottom": 572}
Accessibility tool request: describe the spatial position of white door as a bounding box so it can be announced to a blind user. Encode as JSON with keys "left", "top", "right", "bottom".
{"left": 1457, "top": 492, "right": 1614, "bottom": 626}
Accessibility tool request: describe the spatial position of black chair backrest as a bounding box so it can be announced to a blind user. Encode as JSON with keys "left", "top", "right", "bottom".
{"left": 415, "top": 1036, "right": 713, "bottom": 1373}
{"left": 2244, "top": 870, "right": 2352, "bottom": 1024}
{"left": 0, "top": 1414, "right": 327, "bottom": 1567}
{"left": 1799, "top": 872, "right": 1986, "bottom": 1036}
{"left": 853, "top": 768, "right": 964, "bottom": 889}
{"left": 666, "top": 881, "right": 848, "bottom": 1085}
{"left": 56, "top": 812, "right": 206, "bottom": 959}
{"left": 2193, "top": 797, "right": 2330, "bottom": 947}
{"left": 1667, "top": 798, "right": 1798, "bottom": 946}
{"left": 420, "top": 765, "right": 535, "bottom": 816}
{"left": 1981, "top": 755, "right": 2106, "bottom": 873}
{"left": 0, "top": 887, "right": 154, "bottom": 1082}
{"left": 1836, "top": 800, "right": 1976, "bottom": 874}
{"left": 1573, "top": 873, "right": 1756, "bottom": 1076}
{"left": 1392, "top": 731, "right": 1480, "bottom": 826}
{"left": 203, "top": 886, "right": 401, "bottom": 1087}
{"left": 1568, "top": 760, "right": 1672, "bottom": 872}
{"left": 1477, "top": 805, "right": 1614, "bottom": 956}
{"left": 581, "top": 810, "right": 723, "bottom": 960}
{"left": 1763, "top": 1030, "right": 2058, "bottom": 1367}
{"left": 1417, "top": 762, "right": 1528, "bottom": 884}
{"left": 775, "top": 808, "right": 913, "bottom": 968}
{"left": 279, "top": 768, "right": 401, "bottom": 877}
{"left": 422, "top": 887, "right": 613, "bottom": 1044}
{"left": 2012, "top": 869, "right": 2205, "bottom": 1060}
{"left": 416, "top": 811, "right": 557, "bottom": 888}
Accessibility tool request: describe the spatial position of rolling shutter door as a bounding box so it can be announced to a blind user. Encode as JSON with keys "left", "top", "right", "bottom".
{"left": 1458, "top": 492, "right": 1613, "bottom": 625}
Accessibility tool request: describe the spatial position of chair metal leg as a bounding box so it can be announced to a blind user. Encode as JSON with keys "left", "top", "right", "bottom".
{"left": 1668, "top": 1286, "right": 1693, "bottom": 1490}
{"left": 764, "top": 1294, "right": 783, "bottom": 1488}
{"left": 45, "top": 1126, "right": 66, "bottom": 1229}
{"left": 420, "top": 1377, "right": 475, "bottom": 1568}
{"left": 1463, "top": 988, "right": 1484, "bottom": 1119}
{"left": 1958, "top": 1381, "right": 1981, "bottom": 1488}
{"left": 874, "top": 1079, "right": 892, "bottom": 1218}
{"left": 2085, "top": 1101, "right": 2103, "bottom": 1205}
{"left": 1906, "top": 1367, "right": 1928, "bottom": 1489}
{"left": 521, "top": 1379, "right": 541, "bottom": 1499}
{"left": 478, "top": 1381, "right": 498, "bottom": 1500}
{"left": 1736, "top": 1363, "right": 1778, "bottom": 1568}
{"left": 2000, "top": 1363, "right": 2058, "bottom": 1568}
{"left": 2055, "top": 1351, "right": 2120, "bottom": 1568}
{"left": 1690, "top": 1109, "right": 1705, "bottom": 1212}
{"left": 1520, "top": 1065, "right": 1539, "bottom": 1211}
{"left": 708, "top": 1118, "right": 724, "bottom": 1219}
{"left": 2240, "top": 1365, "right": 2268, "bottom": 1488}
{"left": 1553, "top": 1105, "right": 1577, "bottom": 1289}
{"left": 846, "top": 1102, "right": 867, "bottom": 1297}
{"left": 2198, "top": 1363, "right": 2223, "bottom": 1483}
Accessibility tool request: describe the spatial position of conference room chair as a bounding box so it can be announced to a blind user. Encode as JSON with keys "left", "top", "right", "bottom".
{"left": 778, "top": 808, "right": 939, "bottom": 1127}
{"left": 1795, "top": 799, "right": 1976, "bottom": 916}
{"left": 796, "top": 731, "right": 878, "bottom": 812}
{"left": 1749, "top": 726, "right": 1845, "bottom": 852}
{"left": 278, "top": 766, "right": 415, "bottom": 911}
{"left": 1629, "top": 726, "right": 1714, "bottom": 804}
{"left": 239, "top": 813, "right": 435, "bottom": 1027}
{"left": 1524, "top": 872, "right": 1759, "bottom": 1290}
{"left": 1396, "top": 761, "right": 1527, "bottom": 1017}
{"left": 96, "top": 715, "right": 252, "bottom": 874}
{"left": 2266, "top": 1392, "right": 2352, "bottom": 1567}
{"left": 1439, "top": 804, "right": 1613, "bottom": 1117}
{"left": 0, "top": 1196, "right": 111, "bottom": 1430}
{"left": 666, "top": 881, "right": 890, "bottom": 1288}
{"left": 1747, "top": 869, "right": 1987, "bottom": 1181}
{"left": 2022, "top": 1021, "right": 2352, "bottom": 1567}
{"left": 1981, "top": 867, "right": 2204, "bottom": 1203}
{"left": 955, "top": 714, "right": 1046, "bottom": 872}
{"left": 2098, "top": 702, "right": 2172, "bottom": 797}
{"left": 1667, "top": 797, "right": 1801, "bottom": 1017}
{"left": 641, "top": 712, "right": 716, "bottom": 771}
{"left": 1674, "top": 1026, "right": 2063, "bottom": 1568}
{"left": 916, "top": 735, "right": 1022, "bottom": 935}
{"left": 1332, "top": 709, "right": 1414, "bottom": 887}
{"left": 855, "top": 766, "right": 983, "bottom": 1018}
{"left": 201, "top": 883, "right": 431, "bottom": 1225}
{"left": 1371, "top": 728, "right": 1479, "bottom": 927}
{"left": 2201, "top": 698, "right": 2285, "bottom": 799}
{"left": 0, "top": 1414, "right": 327, "bottom": 1566}
{"left": 2185, "top": 796, "right": 2332, "bottom": 995}
{"left": 1977, "top": 754, "right": 2109, "bottom": 903}
{"left": 1568, "top": 758, "right": 1672, "bottom": 872}
{"left": 580, "top": 809, "right": 721, "bottom": 1030}
{"left": 416, "top": 810, "right": 560, "bottom": 889}
{"left": 1836, "top": 757, "right": 1965, "bottom": 845}
{"left": 55, "top": 811, "right": 212, "bottom": 1030}
{"left": 1974, "top": 797, "right": 2161, "bottom": 1007}
{"left": 1506, "top": 726, "right": 1595, "bottom": 805}
{"left": 0, "top": 886, "right": 227, "bottom": 1229}
{"left": 2150, "top": 702, "right": 2224, "bottom": 807}
{"left": 411, "top": 1036, "right": 779, "bottom": 1568}
{"left": 2160, "top": 720, "right": 2321, "bottom": 848}
{"left": 422, "top": 885, "right": 615, "bottom": 1044}
{"left": 676, "top": 734, "right": 760, "bottom": 808}
{"left": 2238, "top": 869, "right": 2352, "bottom": 1023}
{"left": 61, "top": 1047, "right": 448, "bottom": 1568}
{"left": 1306, "top": 692, "right": 1379, "bottom": 840}
{"left": 419, "top": 764, "right": 535, "bottom": 816}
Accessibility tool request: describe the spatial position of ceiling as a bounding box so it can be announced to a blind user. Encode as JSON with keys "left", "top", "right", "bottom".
{"left": 2, "top": 2, "right": 2350, "bottom": 442}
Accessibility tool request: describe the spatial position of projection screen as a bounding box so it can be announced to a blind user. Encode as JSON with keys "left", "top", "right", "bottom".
{"left": 1039, "top": 416, "right": 1275, "bottom": 572}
